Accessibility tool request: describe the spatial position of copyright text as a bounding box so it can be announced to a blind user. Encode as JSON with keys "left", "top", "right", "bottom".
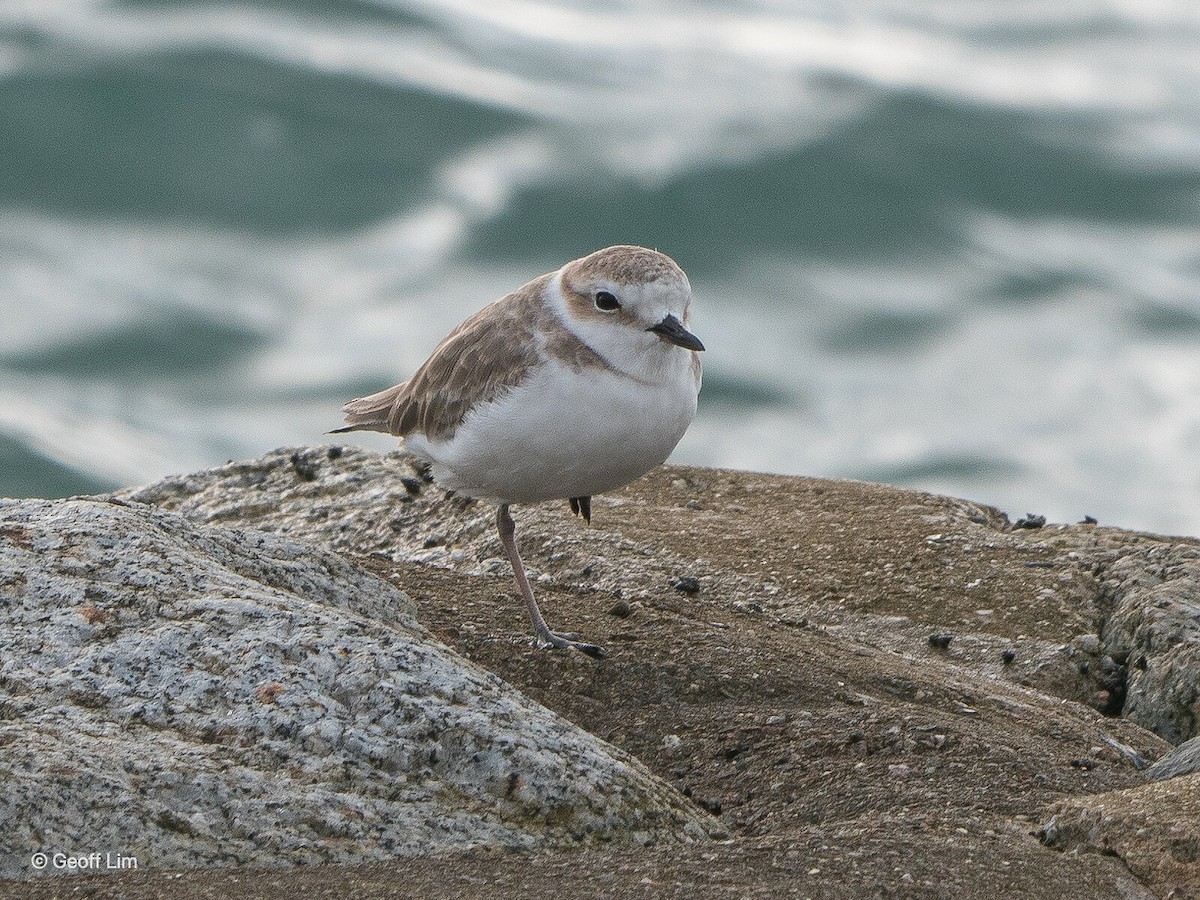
{"left": 30, "top": 851, "right": 138, "bottom": 872}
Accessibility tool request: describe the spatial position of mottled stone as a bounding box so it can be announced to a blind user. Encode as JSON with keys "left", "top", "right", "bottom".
{"left": 0, "top": 497, "right": 715, "bottom": 879}
{"left": 1146, "top": 735, "right": 1200, "bottom": 782}
{"left": 1097, "top": 550, "right": 1200, "bottom": 744}
{"left": 1042, "top": 774, "right": 1200, "bottom": 894}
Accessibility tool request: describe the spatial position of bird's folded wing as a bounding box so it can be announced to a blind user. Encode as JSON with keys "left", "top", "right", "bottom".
{"left": 336, "top": 279, "right": 549, "bottom": 441}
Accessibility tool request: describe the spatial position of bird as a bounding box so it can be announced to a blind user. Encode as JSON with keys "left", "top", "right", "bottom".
{"left": 333, "top": 245, "right": 704, "bottom": 656}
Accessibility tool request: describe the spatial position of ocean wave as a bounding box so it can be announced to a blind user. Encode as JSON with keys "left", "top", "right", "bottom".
{"left": 1, "top": 1, "right": 1199, "bottom": 534}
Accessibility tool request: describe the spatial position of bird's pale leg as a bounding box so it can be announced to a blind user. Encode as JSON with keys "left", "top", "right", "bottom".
{"left": 496, "top": 503, "right": 603, "bottom": 657}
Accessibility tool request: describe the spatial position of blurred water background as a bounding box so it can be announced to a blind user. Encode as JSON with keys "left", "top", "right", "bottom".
{"left": 2, "top": 0, "right": 1200, "bottom": 535}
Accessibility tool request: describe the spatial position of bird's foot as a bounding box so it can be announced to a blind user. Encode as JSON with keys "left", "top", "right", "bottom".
{"left": 535, "top": 630, "right": 606, "bottom": 658}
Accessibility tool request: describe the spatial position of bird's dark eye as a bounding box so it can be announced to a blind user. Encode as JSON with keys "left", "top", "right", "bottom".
{"left": 594, "top": 290, "right": 621, "bottom": 311}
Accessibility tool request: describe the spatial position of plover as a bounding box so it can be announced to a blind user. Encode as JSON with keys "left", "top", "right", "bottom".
{"left": 334, "top": 245, "right": 704, "bottom": 656}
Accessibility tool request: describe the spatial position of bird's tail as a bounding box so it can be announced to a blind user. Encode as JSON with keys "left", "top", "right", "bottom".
{"left": 329, "top": 382, "right": 407, "bottom": 435}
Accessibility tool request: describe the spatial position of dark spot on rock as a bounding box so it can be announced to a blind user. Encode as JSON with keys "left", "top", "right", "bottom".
{"left": 84, "top": 585, "right": 111, "bottom": 603}
{"left": 928, "top": 633, "right": 953, "bottom": 650}
{"left": 670, "top": 576, "right": 702, "bottom": 595}
{"left": 1069, "top": 758, "right": 1095, "bottom": 770}
{"left": 1002, "top": 648, "right": 1016, "bottom": 665}
{"left": 327, "top": 446, "right": 344, "bottom": 460}
{"left": 423, "top": 535, "right": 442, "bottom": 549}
{"left": 290, "top": 452, "right": 318, "bottom": 482}
{"left": 156, "top": 810, "right": 195, "bottom": 835}
{"left": 400, "top": 476, "right": 424, "bottom": 496}
{"left": 1096, "top": 663, "right": 1128, "bottom": 716}
{"left": 1014, "top": 513, "right": 1046, "bottom": 530}
{"left": 697, "top": 797, "right": 722, "bottom": 815}
{"left": 505, "top": 772, "right": 520, "bottom": 797}
{"left": 609, "top": 599, "right": 632, "bottom": 618}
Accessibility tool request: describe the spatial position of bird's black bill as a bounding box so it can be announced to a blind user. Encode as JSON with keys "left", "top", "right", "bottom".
{"left": 647, "top": 314, "right": 705, "bottom": 351}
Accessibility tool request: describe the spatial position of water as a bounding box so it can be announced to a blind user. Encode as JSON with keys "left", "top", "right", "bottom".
{"left": 3, "top": 0, "right": 1200, "bottom": 536}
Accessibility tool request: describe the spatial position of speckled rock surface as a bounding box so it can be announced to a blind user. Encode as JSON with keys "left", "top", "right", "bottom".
{"left": 0, "top": 497, "right": 716, "bottom": 879}
{"left": 1147, "top": 735, "right": 1200, "bottom": 782}
{"left": 1096, "top": 546, "right": 1200, "bottom": 744}
{"left": 1041, "top": 774, "right": 1200, "bottom": 896}
{"left": 123, "top": 446, "right": 1200, "bottom": 747}
{"left": 10, "top": 446, "right": 1200, "bottom": 898}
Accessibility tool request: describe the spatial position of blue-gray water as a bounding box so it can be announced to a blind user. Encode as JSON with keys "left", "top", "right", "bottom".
{"left": 3, "top": 1, "right": 1200, "bottom": 536}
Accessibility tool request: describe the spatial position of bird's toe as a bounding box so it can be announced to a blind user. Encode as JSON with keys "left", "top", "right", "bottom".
{"left": 536, "top": 631, "right": 606, "bottom": 658}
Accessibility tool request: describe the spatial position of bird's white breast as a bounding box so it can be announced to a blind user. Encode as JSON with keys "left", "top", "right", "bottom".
{"left": 405, "top": 353, "right": 700, "bottom": 504}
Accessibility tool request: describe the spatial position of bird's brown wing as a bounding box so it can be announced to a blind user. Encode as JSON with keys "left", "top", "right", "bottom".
{"left": 335, "top": 275, "right": 550, "bottom": 441}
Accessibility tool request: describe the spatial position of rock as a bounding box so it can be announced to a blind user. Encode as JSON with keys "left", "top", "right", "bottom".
{"left": 117, "top": 447, "right": 712, "bottom": 601}
{"left": 119, "top": 446, "right": 495, "bottom": 569}
{"left": 669, "top": 576, "right": 702, "bottom": 595}
{"left": 1146, "top": 735, "right": 1200, "bottom": 781}
{"left": 119, "top": 446, "right": 1200, "bottom": 748}
{"left": 1074, "top": 633, "right": 1102, "bottom": 656}
{"left": 0, "top": 497, "right": 716, "bottom": 879}
{"left": 11, "top": 445, "right": 1200, "bottom": 897}
{"left": 1094, "top": 546, "right": 1200, "bottom": 744}
{"left": 1041, "top": 774, "right": 1200, "bottom": 897}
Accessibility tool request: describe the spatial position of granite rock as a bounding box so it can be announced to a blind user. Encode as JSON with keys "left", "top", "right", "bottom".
{"left": 0, "top": 496, "right": 716, "bottom": 879}
{"left": 1146, "top": 735, "right": 1200, "bottom": 782}
{"left": 1096, "top": 547, "right": 1200, "bottom": 744}
{"left": 9, "top": 446, "right": 1200, "bottom": 897}
{"left": 124, "top": 446, "right": 1200, "bottom": 746}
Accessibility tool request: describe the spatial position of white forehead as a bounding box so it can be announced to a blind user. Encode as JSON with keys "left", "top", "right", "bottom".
{"left": 602, "top": 273, "right": 691, "bottom": 318}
